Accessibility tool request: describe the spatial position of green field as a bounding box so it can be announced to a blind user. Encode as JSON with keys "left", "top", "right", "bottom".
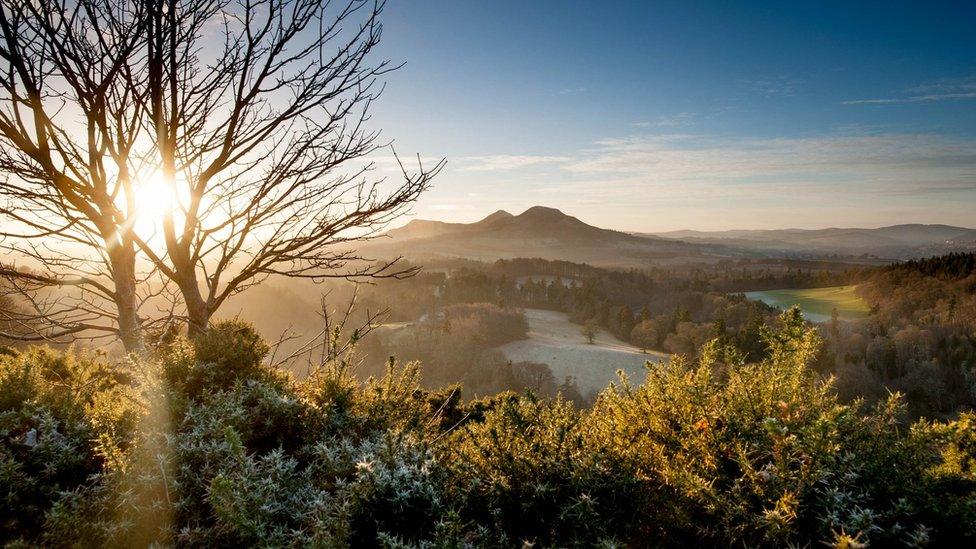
{"left": 744, "top": 285, "right": 871, "bottom": 322}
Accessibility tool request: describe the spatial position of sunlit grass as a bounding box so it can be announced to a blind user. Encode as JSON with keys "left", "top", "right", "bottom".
{"left": 744, "top": 285, "right": 871, "bottom": 322}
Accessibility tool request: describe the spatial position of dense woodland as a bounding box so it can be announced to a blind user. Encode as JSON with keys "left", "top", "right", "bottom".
{"left": 838, "top": 253, "right": 976, "bottom": 416}
{"left": 354, "top": 253, "right": 976, "bottom": 417}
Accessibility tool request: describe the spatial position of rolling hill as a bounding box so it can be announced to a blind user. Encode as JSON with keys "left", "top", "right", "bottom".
{"left": 366, "top": 207, "right": 976, "bottom": 267}
{"left": 364, "top": 206, "right": 735, "bottom": 267}
{"left": 649, "top": 224, "right": 976, "bottom": 259}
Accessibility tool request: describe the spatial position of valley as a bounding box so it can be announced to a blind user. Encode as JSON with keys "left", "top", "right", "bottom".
{"left": 4, "top": 1, "right": 975, "bottom": 545}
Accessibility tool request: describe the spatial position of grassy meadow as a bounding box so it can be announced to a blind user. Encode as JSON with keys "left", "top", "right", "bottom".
{"left": 744, "top": 285, "right": 871, "bottom": 322}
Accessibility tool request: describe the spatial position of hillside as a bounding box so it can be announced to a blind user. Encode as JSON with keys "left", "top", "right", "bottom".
{"left": 365, "top": 206, "right": 735, "bottom": 267}
{"left": 649, "top": 224, "right": 976, "bottom": 259}
{"left": 368, "top": 208, "right": 976, "bottom": 266}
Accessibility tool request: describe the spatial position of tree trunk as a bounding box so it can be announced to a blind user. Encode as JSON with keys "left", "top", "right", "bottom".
{"left": 185, "top": 299, "right": 210, "bottom": 338}
{"left": 174, "top": 271, "right": 210, "bottom": 338}
{"left": 108, "top": 245, "right": 144, "bottom": 353}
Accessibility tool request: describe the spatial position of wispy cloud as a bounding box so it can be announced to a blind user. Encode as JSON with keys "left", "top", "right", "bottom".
{"left": 843, "top": 92, "right": 976, "bottom": 105}
{"left": 906, "top": 76, "right": 976, "bottom": 94}
{"left": 632, "top": 112, "right": 695, "bottom": 128}
{"left": 453, "top": 132, "right": 976, "bottom": 205}
{"left": 458, "top": 155, "right": 571, "bottom": 172}
{"left": 843, "top": 76, "right": 976, "bottom": 105}
{"left": 561, "top": 133, "right": 976, "bottom": 199}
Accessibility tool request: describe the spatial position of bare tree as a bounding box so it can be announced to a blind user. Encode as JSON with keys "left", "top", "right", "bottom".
{"left": 0, "top": 0, "right": 440, "bottom": 348}
{"left": 0, "top": 0, "right": 153, "bottom": 351}
{"left": 138, "top": 0, "right": 441, "bottom": 335}
{"left": 266, "top": 285, "right": 386, "bottom": 375}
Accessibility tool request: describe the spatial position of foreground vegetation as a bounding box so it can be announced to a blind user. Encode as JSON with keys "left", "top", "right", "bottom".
{"left": 3, "top": 310, "right": 976, "bottom": 547}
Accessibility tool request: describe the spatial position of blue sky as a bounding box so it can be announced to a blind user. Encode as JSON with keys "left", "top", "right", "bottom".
{"left": 369, "top": 0, "right": 976, "bottom": 231}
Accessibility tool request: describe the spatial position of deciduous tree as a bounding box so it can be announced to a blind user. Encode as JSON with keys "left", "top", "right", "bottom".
{"left": 0, "top": 0, "right": 440, "bottom": 349}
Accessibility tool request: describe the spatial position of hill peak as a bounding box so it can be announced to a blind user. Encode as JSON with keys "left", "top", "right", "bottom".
{"left": 480, "top": 209, "right": 514, "bottom": 223}
{"left": 383, "top": 218, "right": 454, "bottom": 241}
{"left": 518, "top": 206, "right": 569, "bottom": 219}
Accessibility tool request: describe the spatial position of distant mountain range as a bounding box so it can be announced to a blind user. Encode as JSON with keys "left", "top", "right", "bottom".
{"left": 648, "top": 225, "right": 976, "bottom": 259}
{"left": 363, "top": 206, "right": 734, "bottom": 267}
{"left": 363, "top": 206, "right": 976, "bottom": 267}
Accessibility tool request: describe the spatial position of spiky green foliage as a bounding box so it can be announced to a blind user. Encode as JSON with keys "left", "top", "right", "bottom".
{"left": 1, "top": 311, "right": 975, "bottom": 547}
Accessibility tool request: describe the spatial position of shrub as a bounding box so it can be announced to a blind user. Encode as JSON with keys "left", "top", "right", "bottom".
{"left": 161, "top": 319, "right": 281, "bottom": 400}
{"left": 448, "top": 394, "right": 641, "bottom": 546}
{"left": 0, "top": 347, "right": 134, "bottom": 545}
{"left": 3, "top": 311, "right": 976, "bottom": 547}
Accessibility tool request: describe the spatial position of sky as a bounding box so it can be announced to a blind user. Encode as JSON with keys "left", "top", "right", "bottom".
{"left": 367, "top": 0, "right": 976, "bottom": 231}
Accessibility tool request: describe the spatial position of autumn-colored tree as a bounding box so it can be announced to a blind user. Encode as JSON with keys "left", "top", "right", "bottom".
{"left": 630, "top": 320, "right": 657, "bottom": 353}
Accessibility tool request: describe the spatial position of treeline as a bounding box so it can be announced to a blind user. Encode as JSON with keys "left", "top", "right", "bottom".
{"left": 830, "top": 252, "right": 976, "bottom": 417}
{"left": 355, "top": 257, "right": 857, "bottom": 322}
{"left": 887, "top": 251, "right": 976, "bottom": 280}
{"left": 489, "top": 256, "right": 860, "bottom": 292}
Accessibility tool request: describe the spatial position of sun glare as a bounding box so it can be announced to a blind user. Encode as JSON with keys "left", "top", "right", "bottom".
{"left": 134, "top": 171, "right": 176, "bottom": 236}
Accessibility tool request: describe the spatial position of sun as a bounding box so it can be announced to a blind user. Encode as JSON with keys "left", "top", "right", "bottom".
{"left": 133, "top": 171, "right": 177, "bottom": 236}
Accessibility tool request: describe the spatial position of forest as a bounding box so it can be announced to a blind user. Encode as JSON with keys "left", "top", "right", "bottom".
{"left": 350, "top": 253, "right": 976, "bottom": 418}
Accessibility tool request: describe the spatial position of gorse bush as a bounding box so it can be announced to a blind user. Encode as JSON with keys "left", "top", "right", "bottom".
{"left": 585, "top": 310, "right": 949, "bottom": 546}
{"left": 2, "top": 311, "right": 975, "bottom": 547}
{"left": 0, "top": 347, "right": 137, "bottom": 543}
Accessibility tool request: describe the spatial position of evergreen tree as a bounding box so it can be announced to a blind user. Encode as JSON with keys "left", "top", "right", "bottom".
{"left": 617, "top": 305, "right": 635, "bottom": 340}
